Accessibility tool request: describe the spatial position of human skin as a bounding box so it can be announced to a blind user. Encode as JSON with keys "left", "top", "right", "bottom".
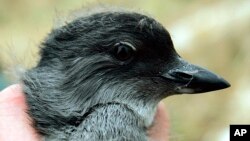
{"left": 0, "top": 84, "right": 169, "bottom": 141}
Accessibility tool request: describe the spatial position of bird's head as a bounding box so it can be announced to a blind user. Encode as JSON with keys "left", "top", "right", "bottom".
{"left": 37, "top": 10, "right": 230, "bottom": 123}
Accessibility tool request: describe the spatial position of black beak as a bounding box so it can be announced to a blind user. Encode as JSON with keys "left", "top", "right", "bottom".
{"left": 161, "top": 59, "right": 230, "bottom": 94}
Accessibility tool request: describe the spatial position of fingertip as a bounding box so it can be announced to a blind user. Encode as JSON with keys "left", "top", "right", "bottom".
{"left": 0, "top": 84, "right": 26, "bottom": 109}
{"left": 158, "top": 101, "right": 166, "bottom": 111}
{"left": 156, "top": 101, "right": 168, "bottom": 120}
{"left": 1, "top": 84, "right": 22, "bottom": 96}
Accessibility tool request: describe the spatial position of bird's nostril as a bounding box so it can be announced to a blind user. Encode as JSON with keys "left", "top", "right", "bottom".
{"left": 172, "top": 72, "right": 193, "bottom": 80}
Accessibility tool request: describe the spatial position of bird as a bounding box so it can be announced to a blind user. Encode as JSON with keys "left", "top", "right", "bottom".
{"left": 22, "top": 9, "right": 230, "bottom": 141}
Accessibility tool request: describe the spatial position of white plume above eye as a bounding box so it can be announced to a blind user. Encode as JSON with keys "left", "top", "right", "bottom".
{"left": 118, "top": 41, "right": 137, "bottom": 51}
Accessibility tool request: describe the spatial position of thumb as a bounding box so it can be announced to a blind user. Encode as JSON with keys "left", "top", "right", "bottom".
{"left": 0, "top": 84, "right": 41, "bottom": 141}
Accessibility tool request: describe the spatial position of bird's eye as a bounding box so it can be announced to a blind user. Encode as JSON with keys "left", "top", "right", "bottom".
{"left": 113, "top": 42, "right": 136, "bottom": 62}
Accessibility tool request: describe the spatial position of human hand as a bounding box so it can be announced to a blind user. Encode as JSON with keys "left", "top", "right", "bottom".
{"left": 0, "top": 85, "right": 169, "bottom": 141}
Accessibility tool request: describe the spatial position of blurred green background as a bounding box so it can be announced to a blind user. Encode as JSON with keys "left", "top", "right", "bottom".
{"left": 0, "top": 0, "right": 249, "bottom": 141}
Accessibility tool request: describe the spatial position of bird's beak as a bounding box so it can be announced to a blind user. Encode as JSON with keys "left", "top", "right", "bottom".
{"left": 161, "top": 58, "right": 230, "bottom": 94}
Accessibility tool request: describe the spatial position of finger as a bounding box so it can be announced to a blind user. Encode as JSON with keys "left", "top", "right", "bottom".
{"left": 0, "top": 84, "right": 41, "bottom": 141}
{"left": 148, "top": 101, "right": 169, "bottom": 141}
{"left": 0, "top": 84, "right": 26, "bottom": 109}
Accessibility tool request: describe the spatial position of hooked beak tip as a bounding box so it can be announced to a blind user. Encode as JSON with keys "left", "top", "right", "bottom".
{"left": 161, "top": 66, "right": 230, "bottom": 94}
{"left": 177, "top": 76, "right": 230, "bottom": 94}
